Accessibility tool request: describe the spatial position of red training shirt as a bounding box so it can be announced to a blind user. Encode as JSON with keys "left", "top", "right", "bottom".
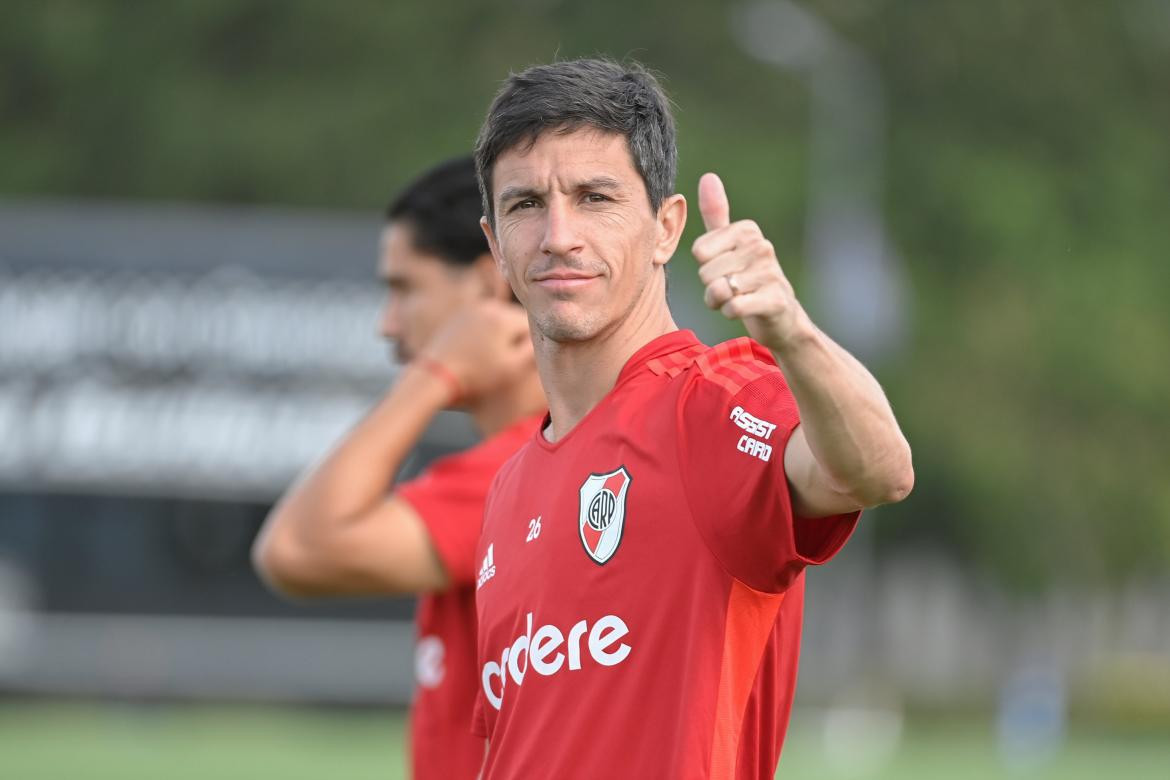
{"left": 473, "top": 331, "right": 858, "bottom": 779}
{"left": 396, "top": 413, "right": 543, "bottom": 780}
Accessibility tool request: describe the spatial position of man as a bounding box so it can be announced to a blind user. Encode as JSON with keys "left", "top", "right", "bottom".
{"left": 251, "top": 156, "right": 545, "bottom": 779}
{"left": 469, "top": 59, "right": 914, "bottom": 778}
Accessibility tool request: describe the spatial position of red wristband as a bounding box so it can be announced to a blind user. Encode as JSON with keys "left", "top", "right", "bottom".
{"left": 416, "top": 356, "right": 463, "bottom": 404}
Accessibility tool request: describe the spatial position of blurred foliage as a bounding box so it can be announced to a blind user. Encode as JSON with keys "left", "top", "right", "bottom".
{"left": 2, "top": 0, "right": 1168, "bottom": 589}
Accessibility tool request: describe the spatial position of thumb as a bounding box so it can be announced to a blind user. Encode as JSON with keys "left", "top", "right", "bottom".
{"left": 698, "top": 172, "right": 730, "bottom": 231}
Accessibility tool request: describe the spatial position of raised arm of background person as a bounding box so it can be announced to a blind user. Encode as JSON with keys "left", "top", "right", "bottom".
{"left": 692, "top": 173, "right": 914, "bottom": 518}
{"left": 252, "top": 301, "right": 534, "bottom": 597}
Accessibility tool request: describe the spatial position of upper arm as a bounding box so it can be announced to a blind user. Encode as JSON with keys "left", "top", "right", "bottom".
{"left": 783, "top": 424, "right": 867, "bottom": 519}
{"left": 680, "top": 368, "right": 858, "bottom": 592}
{"left": 253, "top": 496, "right": 449, "bottom": 598}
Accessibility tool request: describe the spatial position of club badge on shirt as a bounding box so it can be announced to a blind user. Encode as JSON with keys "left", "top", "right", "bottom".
{"left": 578, "top": 466, "right": 632, "bottom": 565}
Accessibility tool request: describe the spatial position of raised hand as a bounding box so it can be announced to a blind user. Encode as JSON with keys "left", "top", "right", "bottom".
{"left": 420, "top": 300, "right": 535, "bottom": 403}
{"left": 692, "top": 173, "right": 808, "bottom": 353}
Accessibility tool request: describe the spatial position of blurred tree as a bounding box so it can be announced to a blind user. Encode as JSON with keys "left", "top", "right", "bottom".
{"left": 2, "top": 0, "right": 1167, "bottom": 588}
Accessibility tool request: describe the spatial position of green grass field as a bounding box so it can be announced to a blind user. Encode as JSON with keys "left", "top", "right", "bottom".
{"left": 1, "top": 701, "right": 1166, "bottom": 779}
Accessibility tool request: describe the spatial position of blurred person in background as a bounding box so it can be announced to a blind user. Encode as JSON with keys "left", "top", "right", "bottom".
{"left": 252, "top": 156, "right": 545, "bottom": 780}
{"left": 469, "top": 59, "right": 913, "bottom": 778}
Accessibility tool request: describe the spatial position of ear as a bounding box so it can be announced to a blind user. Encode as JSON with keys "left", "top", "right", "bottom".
{"left": 470, "top": 253, "right": 512, "bottom": 301}
{"left": 480, "top": 216, "right": 506, "bottom": 276}
{"left": 479, "top": 216, "right": 522, "bottom": 303}
{"left": 652, "top": 193, "right": 687, "bottom": 268}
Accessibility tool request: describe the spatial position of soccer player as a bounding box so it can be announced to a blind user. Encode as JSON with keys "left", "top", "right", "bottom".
{"left": 251, "top": 157, "right": 545, "bottom": 780}
{"left": 468, "top": 60, "right": 915, "bottom": 778}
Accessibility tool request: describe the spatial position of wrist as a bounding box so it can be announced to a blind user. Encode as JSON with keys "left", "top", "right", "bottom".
{"left": 765, "top": 307, "right": 818, "bottom": 358}
{"left": 414, "top": 357, "right": 463, "bottom": 409}
{"left": 407, "top": 357, "right": 464, "bottom": 407}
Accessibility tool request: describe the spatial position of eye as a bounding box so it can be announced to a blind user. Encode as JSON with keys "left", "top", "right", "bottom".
{"left": 509, "top": 199, "right": 539, "bottom": 213}
{"left": 583, "top": 193, "right": 610, "bottom": 204}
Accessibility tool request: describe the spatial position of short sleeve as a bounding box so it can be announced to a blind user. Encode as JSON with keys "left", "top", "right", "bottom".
{"left": 396, "top": 452, "right": 495, "bottom": 588}
{"left": 678, "top": 368, "right": 859, "bottom": 593}
{"left": 470, "top": 685, "right": 488, "bottom": 738}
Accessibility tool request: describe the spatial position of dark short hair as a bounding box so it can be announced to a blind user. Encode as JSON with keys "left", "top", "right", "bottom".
{"left": 386, "top": 155, "right": 488, "bottom": 267}
{"left": 474, "top": 58, "right": 677, "bottom": 225}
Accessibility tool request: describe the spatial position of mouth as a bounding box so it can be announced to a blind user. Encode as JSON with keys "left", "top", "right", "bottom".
{"left": 531, "top": 270, "right": 602, "bottom": 293}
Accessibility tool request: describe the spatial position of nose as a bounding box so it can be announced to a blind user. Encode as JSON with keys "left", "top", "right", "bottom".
{"left": 378, "top": 295, "right": 400, "bottom": 342}
{"left": 539, "top": 199, "right": 585, "bottom": 258}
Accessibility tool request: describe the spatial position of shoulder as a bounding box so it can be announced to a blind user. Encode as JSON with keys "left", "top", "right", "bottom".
{"left": 671, "top": 338, "right": 798, "bottom": 432}
{"left": 640, "top": 337, "right": 783, "bottom": 390}
{"left": 429, "top": 414, "right": 541, "bottom": 477}
{"left": 654, "top": 337, "right": 789, "bottom": 399}
{"left": 484, "top": 439, "right": 535, "bottom": 499}
{"left": 689, "top": 337, "right": 786, "bottom": 395}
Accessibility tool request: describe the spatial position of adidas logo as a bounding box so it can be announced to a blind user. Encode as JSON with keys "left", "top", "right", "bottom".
{"left": 476, "top": 543, "right": 496, "bottom": 590}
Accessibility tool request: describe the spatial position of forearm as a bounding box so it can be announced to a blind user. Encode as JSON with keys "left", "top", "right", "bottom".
{"left": 690, "top": 173, "right": 911, "bottom": 509}
{"left": 260, "top": 365, "right": 450, "bottom": 553}
{"left": 771, "top": 309, "right": 913, "bottom": 506}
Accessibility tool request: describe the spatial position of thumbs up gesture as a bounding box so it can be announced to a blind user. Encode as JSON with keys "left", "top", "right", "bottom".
{"left": 692, "top": 173, "right": 808, "bottom": 353}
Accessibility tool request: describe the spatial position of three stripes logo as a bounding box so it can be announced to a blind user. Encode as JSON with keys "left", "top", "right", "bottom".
{"left": 476, "top": 543, "right": 496, "bottom": 590}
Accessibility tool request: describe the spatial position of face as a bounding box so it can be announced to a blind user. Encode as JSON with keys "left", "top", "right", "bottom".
{"left": 482, "top": 128, "right": 686, "bottom": 344}
{"left": 377, "top": 222, "right": 485, "bottom": 363}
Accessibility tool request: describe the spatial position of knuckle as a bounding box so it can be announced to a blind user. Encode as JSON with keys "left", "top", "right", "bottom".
{"left": 744, "top": 236, "right": 771, "bottom": 256}
{"left": 735, "top": 219, "right": 761, "bottom": 237}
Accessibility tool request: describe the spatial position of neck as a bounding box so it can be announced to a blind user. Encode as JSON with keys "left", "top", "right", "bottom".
{"left": 536, "top": 287, "right": 677, "bottom": 442}
{"left": 466, "top": 368, "right": 547, "bottom": 438}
